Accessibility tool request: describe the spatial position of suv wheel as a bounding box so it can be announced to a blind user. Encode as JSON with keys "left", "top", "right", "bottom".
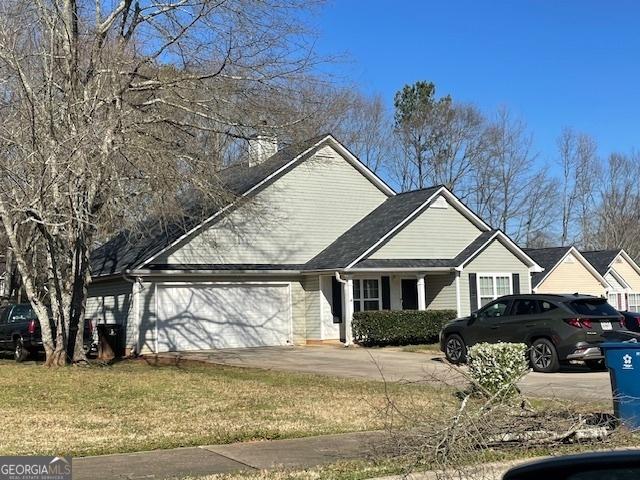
{"left": 444, "top": 334, "right": 467, "bottom": 364}
{"left": 14, "top": 338, "right": 29, "bottom": 363}
{"left": 529, "top": 338, "right": 559, "bottom": 373}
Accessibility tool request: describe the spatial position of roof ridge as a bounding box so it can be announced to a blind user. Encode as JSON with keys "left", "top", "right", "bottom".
{"left": 395, "top": 185, "right": 444, "bottom": 196}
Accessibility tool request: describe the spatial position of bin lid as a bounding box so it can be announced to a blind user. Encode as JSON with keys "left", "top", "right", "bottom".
{"left": 600, "top": 341, "right": 640, "bottom": 350}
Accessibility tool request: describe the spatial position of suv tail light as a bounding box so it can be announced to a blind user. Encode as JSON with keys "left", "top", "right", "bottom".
{"left": 27, "top": 319, "right": 37, "bottom": 334}
{"left": 564, "top": 318, "right": 593, "bottom": 329}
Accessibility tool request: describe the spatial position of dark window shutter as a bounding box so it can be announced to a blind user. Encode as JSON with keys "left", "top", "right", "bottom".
{"left": 512, "top": 274, "right": 520, "bottom": 294}
{"left": 381, "top": 276, "right": 391, "bottom": 310}
{"left": 331, "top": 277, "right": 343, "bottom": 323}
{"left": 469, "top": 273, "right": 478, "bottom": 312}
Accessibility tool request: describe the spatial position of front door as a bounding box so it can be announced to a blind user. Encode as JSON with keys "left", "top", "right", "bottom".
{"left": 401, "top": 279, "right": 418, "bottom": 310}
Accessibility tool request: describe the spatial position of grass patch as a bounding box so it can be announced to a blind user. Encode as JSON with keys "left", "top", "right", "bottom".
{"left": 0, "top": 359, "right": 445, "bottom": 457}
{"left": 401, "top": 343, "right": 442, "bottom": 354}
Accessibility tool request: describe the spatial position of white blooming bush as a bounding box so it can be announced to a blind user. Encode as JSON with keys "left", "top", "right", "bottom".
{"left": 467, "top": 342, "right": 529, "bottom": 398}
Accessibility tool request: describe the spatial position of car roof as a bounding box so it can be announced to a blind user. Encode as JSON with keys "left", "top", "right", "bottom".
{"left": 498, "top": 293, "right": 601, "bottom": 302}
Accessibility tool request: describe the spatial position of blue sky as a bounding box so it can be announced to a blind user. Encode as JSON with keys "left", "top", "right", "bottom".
{"left": 315, "top": 0, "right": 640, "bottom": 165}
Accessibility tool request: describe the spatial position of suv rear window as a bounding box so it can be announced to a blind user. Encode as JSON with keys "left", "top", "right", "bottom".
{"left": 569, "top": 298, "right": 619, "bottom": 316}
{"left": 9, "top": 305, "right": 36, "bottom": 323}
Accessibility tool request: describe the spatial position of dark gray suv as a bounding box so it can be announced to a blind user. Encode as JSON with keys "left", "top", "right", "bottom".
{"left": 439, "top": 294, "right": 632, "bottom": 373}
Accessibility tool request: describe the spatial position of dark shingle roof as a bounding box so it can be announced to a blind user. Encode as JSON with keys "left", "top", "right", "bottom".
{"left": 582, "top": 249, "right": 621, "bottom": 276}
{"left": 353, "top": 259, "right": 453, "bottom": 269}
{"left": 350, "top": 230, "right": 498, "bottom": 270}
{"left": 523, "top": 246, "right": 573, "bottom": 287}
{"left": 91, "top": 134, "right": 330, "bottom": 277}
{"left": 305, "top": 187, "right": 443, "bottom": 270}
{"left": 450, "top": 230, "right": 498, "bottom": 266}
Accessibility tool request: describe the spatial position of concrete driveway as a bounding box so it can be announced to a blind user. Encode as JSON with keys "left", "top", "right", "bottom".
{"left": 153, "top": 345, "right": 612, "bottom": 402}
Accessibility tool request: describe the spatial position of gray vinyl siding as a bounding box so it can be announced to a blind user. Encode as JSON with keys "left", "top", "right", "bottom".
{"left": 426, "top": 273, "right": 457, "bottom": 310}
{"left": 302, "top": 275, "right": 321, "bottom": 340}
{"left": 459, "top": 240, "right": 530, "bottom": 316}
{"left": 157, "top": 145, "right": 389, "bottom": 265}
{"left": 369, "top": 195, "right": 482, "bottom": 260}
{"left": 137, "top": 275, "right": 306, "bottom": 354}
{"left": 291, "top": 280, "right": 306, "bottom": 344}
{"left": 86, "top": 280, "right": 133, "bottom": 335}
{"left": 139, "top": 281, "right": 157, "bottom": 354}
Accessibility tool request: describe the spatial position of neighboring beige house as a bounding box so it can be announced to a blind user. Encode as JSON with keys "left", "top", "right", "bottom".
{"left": 88, "top": 134, "right": 542, "bottom": 354}
{"left": 582, "top": 250, "right": 640, "bottom": 311}
{"left": 523, "top": 246, "right": 609, "bottom": 297}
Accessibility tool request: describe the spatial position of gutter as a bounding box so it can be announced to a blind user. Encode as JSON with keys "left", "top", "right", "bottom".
{"left": 131, "top": 269, "right": 303, "bottom": 276}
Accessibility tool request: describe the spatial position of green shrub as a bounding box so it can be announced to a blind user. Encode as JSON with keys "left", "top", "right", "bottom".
{"left": 352, "top": 309, "right": 456, "bottom": 347}
{"left": 467, "top": 342, "right": 529, "bottom": 399}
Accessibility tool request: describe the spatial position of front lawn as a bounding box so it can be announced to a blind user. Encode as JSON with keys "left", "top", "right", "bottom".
{"left": 0, "top": 359, "right": 446, "bottom": 457}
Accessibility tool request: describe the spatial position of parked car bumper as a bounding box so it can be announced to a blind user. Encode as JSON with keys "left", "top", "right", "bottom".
{"left": 566, "top": 343, "right": 604, "bottom": 361}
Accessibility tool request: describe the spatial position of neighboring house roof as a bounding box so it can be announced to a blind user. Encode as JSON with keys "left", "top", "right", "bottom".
{"left": 524, "top": 246, "right": 609, "bottom": 289}
{"left": 581, "top": 250, "right": 621, "bottom": 276}
{"left": 523, "top": 246, "right": 573, "bottom": 287}
{"left": 91, "top": 134, "right": 394, "bottom": 277}
{"left": 581, "top": 249, "right": 640, "bottom": 290}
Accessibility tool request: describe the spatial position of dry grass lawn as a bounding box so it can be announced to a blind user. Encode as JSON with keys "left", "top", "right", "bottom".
{"left": 400, "top": 343, "right": 442, "bottom": 354}
{"left": 0, "top": 358, "right": 448, "bottom": 457}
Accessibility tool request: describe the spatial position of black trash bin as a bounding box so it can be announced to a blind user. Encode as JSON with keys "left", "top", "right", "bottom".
{"left": 97, "top": 323, "right": 122, "bottom": 360}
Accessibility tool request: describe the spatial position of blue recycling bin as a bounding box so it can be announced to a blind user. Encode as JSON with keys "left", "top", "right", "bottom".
{"left": 601, "top": 342, "right": 640, "bottom": 429}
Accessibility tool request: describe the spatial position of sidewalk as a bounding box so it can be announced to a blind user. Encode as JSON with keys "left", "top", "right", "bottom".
{"left": 73, "top": 430, "right": 387, "bottom": 480}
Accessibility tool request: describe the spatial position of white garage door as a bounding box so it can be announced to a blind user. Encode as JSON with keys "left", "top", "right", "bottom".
{"left": 157, "top": 283, "right": 292, "bottom": 352}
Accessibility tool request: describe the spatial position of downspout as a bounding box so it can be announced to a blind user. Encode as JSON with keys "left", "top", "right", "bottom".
{"left": 122, "top": 270, "right": 143, "bottom": 356}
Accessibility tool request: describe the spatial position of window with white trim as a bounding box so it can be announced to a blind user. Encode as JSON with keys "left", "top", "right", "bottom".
{"left": 628, "top": 293, "right": 640, "bottom": 312}
{"left": 353, "top": 279, "right": 381, "bottom": 312}
{"left": 608, "top": 293, "right": 619, "bottom": 309}
{"left": 478, "top": 274, "right": 511, "bottom": 307}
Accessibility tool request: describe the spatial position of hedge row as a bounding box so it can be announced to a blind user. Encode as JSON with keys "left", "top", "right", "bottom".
{"left": 352, "top": 309, "right": 457, "bottom": 347}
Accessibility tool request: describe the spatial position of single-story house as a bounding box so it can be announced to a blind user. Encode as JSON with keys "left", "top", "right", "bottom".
{"left": 582, "top": 250, "right": 640, "bottom": 312}
{"left": 523, "top": 246, "right": 609, "bottom": 297}
{"left": 87, "top": 134, "right": 542, "bottom": 354}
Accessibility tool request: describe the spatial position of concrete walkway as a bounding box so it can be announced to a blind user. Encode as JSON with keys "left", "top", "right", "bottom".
{"left": 74, "top": 431, "right": 386, "bottom": 480}
{"left": 149, "top": 345, "right": 613, "bottom": 402}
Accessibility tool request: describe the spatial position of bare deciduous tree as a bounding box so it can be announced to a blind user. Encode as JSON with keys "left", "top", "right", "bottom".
{"left": 471, "top": 109, "right": 556, "bottom": 243}
{"left": 556, "top": 128, "right": 598, "bottom": 246}
{"left": 0, "top": 0, "right": 324, "bottom": 366}
{"left": 592, "top": 153, "right": 640, "bottom": 257}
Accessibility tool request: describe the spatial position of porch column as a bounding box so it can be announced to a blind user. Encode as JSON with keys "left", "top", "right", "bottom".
{"left": 416, "top": 274, "right": 426, "bottom": 311}
{"left": 130, "top": 277, "right": 143, "bottom": 356}
{"left": 343, "top": 276, "right": 354, "bottom": 346}
{"left": 455, "top": 271, "right": 462, "bottom": 318}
